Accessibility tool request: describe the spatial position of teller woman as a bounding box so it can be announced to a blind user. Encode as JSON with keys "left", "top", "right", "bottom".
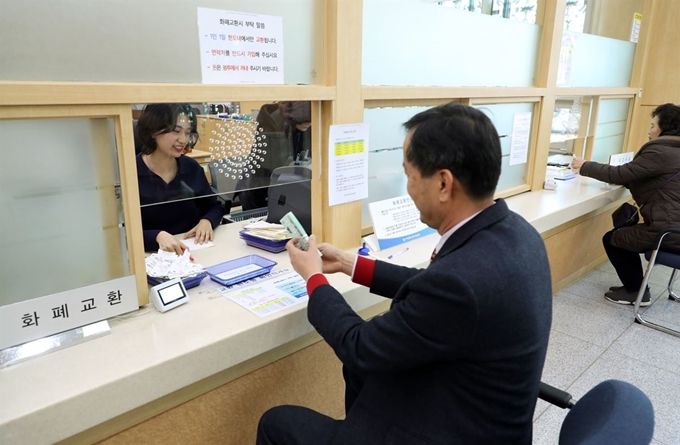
{"left": 136, "top": 103, "right": 225, "bottom": 255}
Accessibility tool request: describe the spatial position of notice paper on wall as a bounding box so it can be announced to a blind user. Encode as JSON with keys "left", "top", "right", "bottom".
{"left": 630, "top": 13, "right": 642, "bottom": 43}
{"left": 368, "top": 195, "right": 436, "bottom": 251}
{"left": 197, "top": 8, "right": 284, "bottom": 84}
{"left": 556, "top": 33, "right": 577, "bottom": 86}
{"left": 328, "top": 123, "right": 369, "bottom": 206}
{"left": 509, "top": 112, "right": 532, "bottom": 166}
{"left": 219, "top": 268, "right": 308, "bottom": 317}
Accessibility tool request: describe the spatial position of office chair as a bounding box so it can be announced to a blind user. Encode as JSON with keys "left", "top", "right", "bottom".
{"left": 633, "top": 227, "right": 680, "bottom": 337}
{"left": 538, "top": 380, "right": 654, "bottom": 445}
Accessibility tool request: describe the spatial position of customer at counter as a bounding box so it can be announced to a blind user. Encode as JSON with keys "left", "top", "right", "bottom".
{"left": 256, "top": 103, "right": 553, "bottom": 445}
{"left": 136, "top": 104, "right": 224, "bottom": 254}
{"left": 572, "top": 103, "right": 680, "bottom": 306}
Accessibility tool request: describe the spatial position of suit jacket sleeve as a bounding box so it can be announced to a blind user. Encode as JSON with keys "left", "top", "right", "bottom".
{"left": 365, "top": 261, "right": 424, "bottom": 299}
{"left": 143, "top": 229, "right": 161, "bottom": 251}
{"left": 307, "top": 271, "right": 478, "bottom": 374}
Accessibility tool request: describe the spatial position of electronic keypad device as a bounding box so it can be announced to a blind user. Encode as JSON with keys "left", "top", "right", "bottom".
{"left": 149, "top": 277, "right": 190, "bottom": 313}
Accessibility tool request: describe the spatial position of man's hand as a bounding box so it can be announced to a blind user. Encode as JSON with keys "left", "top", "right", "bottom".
{"left": 286, "top": 235, "right": 323, "bottom": 281}
{"left": 156, "top": 231, "right": 189, "bottom": 255}
{"left": 184, "top": 219, "right": 213, "bottom": 244}
{"left": 318, "top": 243, "right": 356, "bottom": 276}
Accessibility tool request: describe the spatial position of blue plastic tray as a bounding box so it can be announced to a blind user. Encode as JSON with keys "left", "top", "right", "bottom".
{"left": 239, "top": 230, "right": 289, "bottom": 253}
{"left": 205, "top": 254, "right": 277, "bottom": 286}
{"left": 147, "top": 272, "right": 206, "bottom": 290}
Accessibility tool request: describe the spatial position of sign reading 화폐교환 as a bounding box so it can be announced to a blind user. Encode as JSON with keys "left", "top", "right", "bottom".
{"left": 197, "top": 8, "right": 284, "bottom": 85}
{"left": 368, "top": 195, "right": 437, "bottom": 251}
{"left": 0, "top": 276, "right": 138, "bottom": 350}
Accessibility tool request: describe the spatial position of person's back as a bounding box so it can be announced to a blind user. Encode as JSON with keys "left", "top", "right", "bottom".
{"left": 331, "top": 202, "right": 551, "bottom": 444}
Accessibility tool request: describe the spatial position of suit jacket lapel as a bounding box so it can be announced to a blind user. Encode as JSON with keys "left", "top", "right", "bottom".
{"left": 434, "top": 199, "right": 511, "bottom": 261}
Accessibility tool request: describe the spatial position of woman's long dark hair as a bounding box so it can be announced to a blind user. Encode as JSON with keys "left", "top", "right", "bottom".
{"left": 137, "top": 104, "right": 198, "bottom": 155}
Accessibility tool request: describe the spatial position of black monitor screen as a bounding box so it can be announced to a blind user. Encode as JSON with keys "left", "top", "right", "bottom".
{"left": 266, "top": 166, "right": 312, "bottom": 234}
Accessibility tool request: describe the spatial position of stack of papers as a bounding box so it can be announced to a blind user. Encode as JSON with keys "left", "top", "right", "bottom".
{"left": 145, "top": 250, "right": 204, "bottom": 279}
{"left": 240, "top": 221, "right": 292, "bottom": 253}
{"left": 243, "top": 221, "right": 292, "bottom": 240}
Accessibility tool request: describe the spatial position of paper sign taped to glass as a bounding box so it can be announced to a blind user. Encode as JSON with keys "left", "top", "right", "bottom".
{"left": 367, "top": 195, "right": 436, "bottom": 251}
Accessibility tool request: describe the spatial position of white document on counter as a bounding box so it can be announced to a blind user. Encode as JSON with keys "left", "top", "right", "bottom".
{"left": 182, "top": 238, "right": 215, "bottom": 251}
{"left": 219, "top": 268, "right": 308, "bottom": 317}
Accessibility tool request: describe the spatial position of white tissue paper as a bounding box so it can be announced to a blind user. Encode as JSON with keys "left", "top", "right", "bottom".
{"left": 145, "top": 249, "right": 204, "bottom": 279}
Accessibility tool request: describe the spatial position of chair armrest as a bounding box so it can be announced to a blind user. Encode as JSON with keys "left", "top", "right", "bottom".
{"left": 538, "top": 382, "right": 574, "bottom": 409}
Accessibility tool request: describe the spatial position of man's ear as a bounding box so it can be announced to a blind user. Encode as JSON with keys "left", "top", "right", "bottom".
{"left": 439, "top": 169, "right": 455, "bottom": 201}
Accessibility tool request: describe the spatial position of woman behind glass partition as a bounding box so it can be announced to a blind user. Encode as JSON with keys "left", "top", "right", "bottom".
{"left": 137, "top": 104, "right": 225, "bottom": 254}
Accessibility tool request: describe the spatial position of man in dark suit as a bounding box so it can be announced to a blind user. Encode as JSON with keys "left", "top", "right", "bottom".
{"left": 256, "top": 103, "right": 552, "bottom": 445}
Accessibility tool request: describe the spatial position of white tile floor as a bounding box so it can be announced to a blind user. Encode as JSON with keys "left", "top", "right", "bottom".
{"left": 533, "top": 260, "right": 680, "bottom": 445}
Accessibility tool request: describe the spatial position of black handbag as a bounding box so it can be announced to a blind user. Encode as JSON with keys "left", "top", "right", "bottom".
{"left": 612, "top": 202, "right": 639, "bottom": 228}
{"left": 611, "top": 172, "right": 680, "bottom": 229}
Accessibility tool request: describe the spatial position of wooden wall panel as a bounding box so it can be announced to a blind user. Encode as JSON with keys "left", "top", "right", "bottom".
{"left": 544, "top": 209, "right": 616, "bottom": 292}
{"left": 627, "top": 104, "right": 655, "bottom": 152}
{"left": 587, "top": 0, "right": 645, "bottom": 41}
{"left": 96, "top": 341, "right": 344, "bottom": 445}
{"left": 640, "top": 0, "right": 680, "bottom": 105}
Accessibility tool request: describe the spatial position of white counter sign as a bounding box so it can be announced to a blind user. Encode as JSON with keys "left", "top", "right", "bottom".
{"left": 368, "top": 195, "right": 436, "bottom": 250}
{"left": 197, "top": 8, "right": 284, "bottom": 84}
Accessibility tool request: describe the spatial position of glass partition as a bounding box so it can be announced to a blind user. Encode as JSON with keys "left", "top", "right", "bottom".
{"left": 475, "top": 102, "right": 535, "bottom": 191}
{"left": 557, "top": 0, "right": 641, "bottom": 87}
{"left": 548, "top": 96, "right": 594, "bottom": 161}
{"left": 133, "top": 101, "right": 315, "bottom": 246}
{"left": 361, "top": 106, "right": 430, "bottom": 227}
{"left": 591, "top": 98, "right": 631, "bottom": 163}
{"left": 0, "top": 118, "right": 129, "bottom": 306}
{"left": 0, "top": 0, "right": 323, "bottom": 84}
{"left": 361, "top": 102, "right": 533, "bottom": 227}
{"left": 437, "top": 0, "right": 539, "bottom": 24}
{"left": 362, "top": 0, "right": 542, "bottom": 87}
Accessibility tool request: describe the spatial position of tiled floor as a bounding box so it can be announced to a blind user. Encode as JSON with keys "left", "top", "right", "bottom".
{"left": 533, "top": 260, "right": 680, "bottom": 445}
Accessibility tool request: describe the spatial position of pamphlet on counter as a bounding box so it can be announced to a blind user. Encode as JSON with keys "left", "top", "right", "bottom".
{"left": 211, "top": 268, "right": 308, "bottom": 317}
{"left": 367, "top": 195, "right": 436, "bottom": 250}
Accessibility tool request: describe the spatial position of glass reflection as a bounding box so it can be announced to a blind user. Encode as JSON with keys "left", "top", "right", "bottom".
{"left": 437, "top": 0, "right": 538, "bottom": 24}
{"left": 133, "top": 101, "right": 313, "bottom": 252}
{"left": 549, "top": 97, "right": 593, "bottom": 162}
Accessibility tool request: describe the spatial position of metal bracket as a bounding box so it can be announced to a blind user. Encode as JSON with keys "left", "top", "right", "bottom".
{"left": 0, "top": 320, "right": 110, "bottom": 369}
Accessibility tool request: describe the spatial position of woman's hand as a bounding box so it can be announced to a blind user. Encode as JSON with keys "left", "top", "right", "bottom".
{"left": 184, "top": 219, "right": 214, "bottom": 244}
{"left": 571, "top": 157, "right": 586, "bottom": 170}
{"left": 156, "top": 231, "right": 188, "bottom": 255}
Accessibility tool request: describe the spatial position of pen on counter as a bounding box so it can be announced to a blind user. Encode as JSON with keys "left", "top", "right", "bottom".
{"left": 387, "top": 247, "right": 409, "bottom": 260}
